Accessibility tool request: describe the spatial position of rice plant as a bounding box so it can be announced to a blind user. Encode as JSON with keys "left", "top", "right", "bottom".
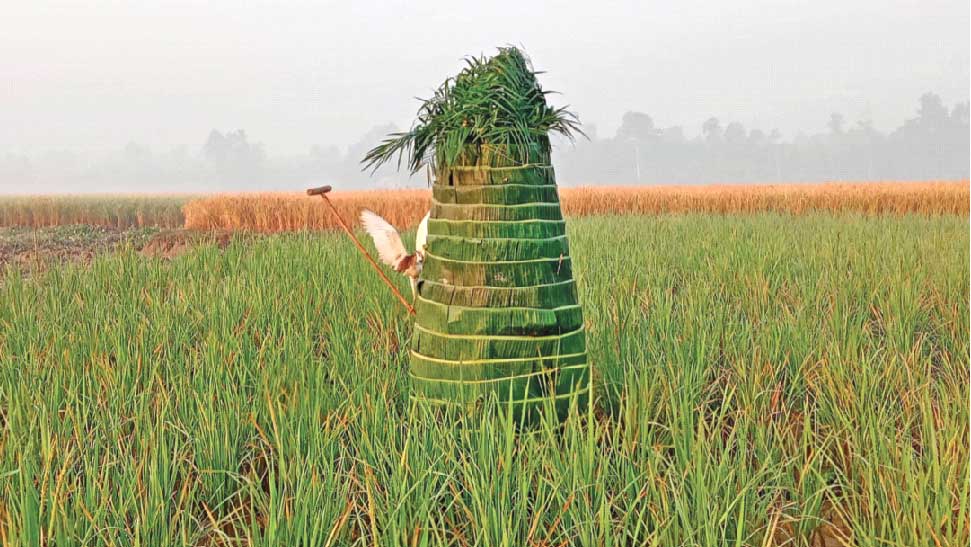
{"left": 178, "top": 181, "right": 969, "bottom": 233}
{"left": 0, "top": 212, "right": 966, "bottom": 545}
{"left": 0, "top": 195, "right": 191, "bottom": 229}
{"left": 2, "top": 182, "right": 966, "bottom": 232}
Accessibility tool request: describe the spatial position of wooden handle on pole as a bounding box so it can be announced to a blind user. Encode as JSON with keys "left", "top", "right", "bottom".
{"left": 307, "top": 186, "right": 416, "bottom": 316}
{"left": 306, "top": 185, "right": 332, "bottom": 196}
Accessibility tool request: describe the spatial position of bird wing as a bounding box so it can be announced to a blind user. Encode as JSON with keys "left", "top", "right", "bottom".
{"left": 360, "top": 210, "right": 407, "bottom": 268}
{"left": 415, "top": 211, "right": 430, "bottom": 257}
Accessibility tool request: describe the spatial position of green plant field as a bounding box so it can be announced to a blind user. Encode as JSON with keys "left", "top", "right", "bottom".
{"left": 1, "top": 214, "right": 967, "bottom": 546}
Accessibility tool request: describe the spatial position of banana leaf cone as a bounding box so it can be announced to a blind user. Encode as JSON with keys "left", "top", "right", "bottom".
{"left": 363, "top": 47, "right": 590, "bottom": 420}
{"left": 412, "top": 145, "right": 589, "bottom": 420}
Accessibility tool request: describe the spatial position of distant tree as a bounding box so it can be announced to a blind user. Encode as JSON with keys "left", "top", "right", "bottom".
{"left": 201, "top": 129, "right": 266, "bottom": 184}
{"left": 950, "top": 102, "right": 969, "bottom": 126}
{"left": 122, "top": 141, "right": 151, "bottom": 162}
{"left": 616, "top": 112, "right": 657, "bottom": 142}
{"left": 702, "top": 117, "right": 722, "bottom": 143}
{"left": 583, "top": 123, "right": 598, "bottom": 141}
{"left": 724, "top": 122, "right": 746, "bottom": 146}
{"left": 310, "top": 144, "right": 342, "bottom": 164}
{"left": 748, "top": 129, "right": 766, "bottom": 146}
{"left": 828, "top": 113, "right": 845, "bottom": 135}
{"left": 203, "top": 130, "right": 265, "bottom": 165}
{"left": 660, "top": 126, "right": 685, "bottom": 144}
{"left": 947, "top": 101, "right": 971, "bottom": 178}
{"left": 203, "top": 130, "right": 228, "bottom": 162}
{"left": 345, "top": 124, "right": 405, "bottom": 187}
{"left": 917, "top": 92, "right": 948, "bottom": 128}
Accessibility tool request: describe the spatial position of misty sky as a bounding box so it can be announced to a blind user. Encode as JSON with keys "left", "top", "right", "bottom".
{"left": 4, "top": 1, "right": 968, "bottom": 156}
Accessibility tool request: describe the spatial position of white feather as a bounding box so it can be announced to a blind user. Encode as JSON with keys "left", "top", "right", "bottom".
{"left": 415, "top": 211, "right": 430, "bottom": 258}
{"left": 359, "top": 210, "right": 407, "bottom": 268}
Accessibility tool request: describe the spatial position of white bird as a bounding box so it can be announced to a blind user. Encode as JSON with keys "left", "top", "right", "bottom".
{"left": 359, "top": 209, "right": 430, "bottom": 299}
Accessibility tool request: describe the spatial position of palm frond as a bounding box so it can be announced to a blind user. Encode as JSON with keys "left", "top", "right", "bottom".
{"left": 362, "top": 47, "right": 583, "bottom": 174}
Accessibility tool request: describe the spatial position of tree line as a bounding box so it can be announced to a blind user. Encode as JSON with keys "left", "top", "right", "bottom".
{"left": 0, "top": 92, "right": 966, "bottom": 194}
{"left": 557, "top": 93, "right": 968, "bottom": 184}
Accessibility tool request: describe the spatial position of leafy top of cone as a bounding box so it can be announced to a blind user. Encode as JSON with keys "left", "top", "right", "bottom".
{"left": 362, "top": 47, "right": 582, "bottom": 174}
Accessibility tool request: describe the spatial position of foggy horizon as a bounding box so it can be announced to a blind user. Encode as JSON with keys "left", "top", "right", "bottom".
{"left": 5, "top": 2, "right": 969, "bottom": 152}
{"left": 2, "top": 1, "right": 968, "bottom": 193}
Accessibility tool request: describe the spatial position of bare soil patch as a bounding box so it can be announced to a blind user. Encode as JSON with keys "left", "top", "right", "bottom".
{"left": 0, "top": 225, "right": 153, "bottom": 272}
{"left": 139, "top": 229, "right": 237, "bottom": 259}
{"left": 0, "top": 226, "right": 243, "bottom": 274}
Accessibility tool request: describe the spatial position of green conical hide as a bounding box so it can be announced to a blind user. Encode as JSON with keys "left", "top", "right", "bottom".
{"left": 410, "top": 142, "right": 589, "bottom": 417}
{"left": 361, "top": 46, "right": 589, "bottom": 418}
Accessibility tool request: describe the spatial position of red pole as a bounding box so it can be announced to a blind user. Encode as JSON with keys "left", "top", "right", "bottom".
{"left": 307, "top": 185, "right": 416, "bottom": 315}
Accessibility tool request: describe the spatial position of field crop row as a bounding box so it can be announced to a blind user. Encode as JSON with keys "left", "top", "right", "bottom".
{"left": 1, "top": 181, "right": 967, "bottom": 231}
{"left": 1, "top": 214, "right": 967, "bottom": 545}
{"left": 183, "top": 181, "right": 970, "bottom": 232}
{"left": 0, "top": 195, "right": 190, "bottom": 229}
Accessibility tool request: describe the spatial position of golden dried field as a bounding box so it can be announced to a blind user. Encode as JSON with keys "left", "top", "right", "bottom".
{"left": 182, "top": 189, "right": 431, "bottom": 232}
{"left": 183, "top": 181, "right": 969, "bottom": 232}
{"left": 0, "top": 181, "right": 966, "bottom": 232}
{"left": 0, "top": 195, "right": 190, "bottom": 229}
{"left": 562, "top": 180, "right": 969, "bottom": 216}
